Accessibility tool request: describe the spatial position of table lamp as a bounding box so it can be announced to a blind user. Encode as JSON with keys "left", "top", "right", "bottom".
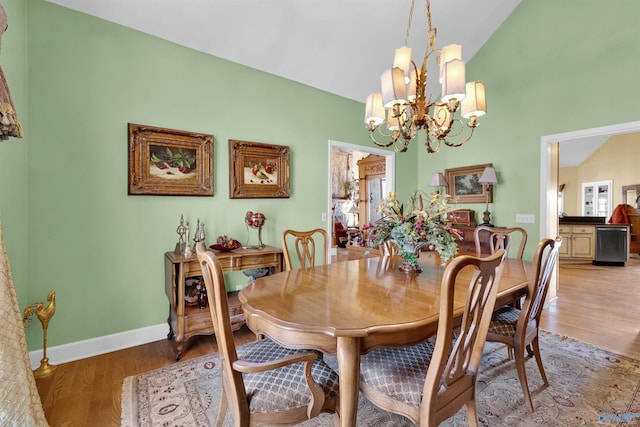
{"left": 347, "top": 204, "right": 359, "bottom": 227}
{"left": 428, "top": 172, "right": 448, "bottom": 195}
{"left": 478, "top": 166, "right": 498, "bottom": 226}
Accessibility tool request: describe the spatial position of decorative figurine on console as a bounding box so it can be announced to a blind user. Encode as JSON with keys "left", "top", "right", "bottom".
{"left": 175, "top": 214, "right": 188, "bottom": 254}
{"left": 183, "top": 218, "right": 192, "bottom": 257}
{"left": 244, "top": 211, "right": 266, "bottom": 249}
{"left": 193, "top": 218, "right": 206, "bottom": 247}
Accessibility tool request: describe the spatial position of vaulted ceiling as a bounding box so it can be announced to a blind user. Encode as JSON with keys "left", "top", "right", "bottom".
{"left": 45, "top": 0, "right": 521, "bottom": 103}
{"left": 45, "top": 0, "right": 614, "bottom": 166}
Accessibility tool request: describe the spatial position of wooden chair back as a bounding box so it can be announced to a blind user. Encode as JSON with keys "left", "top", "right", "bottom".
{"left": 422, "top": 249, "right": 505, "bottom": 425}
{"left": 379, "top": 240, "right": 400, "bottom": 258}
{"left": 474, "top": 225, "right": 528, "bottom": 259}
{"left": 520, "top": 237, "right": 562, "bottom": 337}
{"left": 196, "top": 241, "right": 339, "bottom": 425}
{"left": 195, "top": 242, "right": 248, "bottom": 423}
{"left": 282, "top": 228, "right": 329, "bottom": 271}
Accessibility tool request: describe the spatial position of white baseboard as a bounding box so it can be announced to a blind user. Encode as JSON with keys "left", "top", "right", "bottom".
{"left": 29, "top": 323, "right": 168, "bottom": 369}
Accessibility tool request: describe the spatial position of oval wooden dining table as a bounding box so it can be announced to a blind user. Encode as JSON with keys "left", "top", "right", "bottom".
{"left": 239, "top": 252, "right": 530, "bottom": 426}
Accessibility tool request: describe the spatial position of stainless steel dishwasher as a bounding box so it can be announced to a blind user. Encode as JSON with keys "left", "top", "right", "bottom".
{"left": 593, "top": 226, "right": 628, "bottom": 266}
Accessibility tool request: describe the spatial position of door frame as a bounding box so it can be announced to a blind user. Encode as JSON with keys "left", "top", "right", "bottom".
{"left": 327, "top": 140, "right": 395, "bottom": 255}
{"left": 540, "top": 120, "right": 640, "bottom": 299}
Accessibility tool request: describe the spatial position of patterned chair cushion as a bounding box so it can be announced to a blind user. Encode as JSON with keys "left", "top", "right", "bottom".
{"left": 488, "top": 306, "right": 521, "bottom": 336}
{"left": 237, "top": 339, "right": 340, "bottom": 414}
{"left": 359, "top": 339, "right": 435, "bottom": 408}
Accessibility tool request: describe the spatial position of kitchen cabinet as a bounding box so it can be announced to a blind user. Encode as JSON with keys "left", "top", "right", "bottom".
{"left": 582, "top": 180, "right": 612, "bottom": 218}
{"left": 558, "top": 225, "right": 595, "bottom": 260}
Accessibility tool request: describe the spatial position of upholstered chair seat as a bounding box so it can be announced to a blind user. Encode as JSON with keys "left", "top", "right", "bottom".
{"left": 487, "top": 306, "right": 520, "bottom": 336}
{"left": 236, "top": 338, "right": 339, "bottom": 414}
{"left": 359, "top": 339, "right": 435, "bottom": 408}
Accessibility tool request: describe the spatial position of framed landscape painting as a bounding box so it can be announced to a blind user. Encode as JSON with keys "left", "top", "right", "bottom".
{"left": 229, "top": 140, "right": 290, "bottom": 198}
{"left": 445, "top": 163, "right": 493, "bottom": 204}
{"left": 128, "top": 123, "right": 214, "bottom": 196}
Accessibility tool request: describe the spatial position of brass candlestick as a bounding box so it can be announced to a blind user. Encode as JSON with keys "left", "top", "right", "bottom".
{"left": 23, "top": 291, "right": 57, "bottom": 379}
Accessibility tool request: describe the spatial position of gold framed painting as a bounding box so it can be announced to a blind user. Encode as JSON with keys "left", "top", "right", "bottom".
{"left": 445, "top": 163, "right": 493, "bottom": 204}
{"left": 229, "top": 140, "right": 290, "bottom": 199}
{"left": 128, "top": 123, "right": 214, "bottom": 196}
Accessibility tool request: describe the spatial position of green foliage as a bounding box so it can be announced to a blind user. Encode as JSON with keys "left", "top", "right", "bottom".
{"left": 371, "top": 191, "right": 462, "bottom": 264}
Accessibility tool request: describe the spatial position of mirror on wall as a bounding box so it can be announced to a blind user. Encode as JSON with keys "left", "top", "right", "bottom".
{"left": 623, "top": 185, "right": 640, "bottom": 210}
{"left": 367, "top": 177, "right": 387, "bottom": 224}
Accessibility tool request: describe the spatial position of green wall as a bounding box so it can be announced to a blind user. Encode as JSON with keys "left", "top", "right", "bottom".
{"left": 417, "top": 0, "right": 640, "bottom": 260}
{"left": 20, "top": 0, "right": 418, "bottom": 349}
{"left": 4, "top": 0, "right": 639, "bottom": 351}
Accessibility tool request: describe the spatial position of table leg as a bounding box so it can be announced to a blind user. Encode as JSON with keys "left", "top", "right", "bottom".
{"left": 336, "top": 336, "right": 360, "bottom": 427}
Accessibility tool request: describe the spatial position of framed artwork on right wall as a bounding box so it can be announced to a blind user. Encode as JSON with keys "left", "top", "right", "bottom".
{"left": 445, "top": 163, "right": 493, "bottom": 204}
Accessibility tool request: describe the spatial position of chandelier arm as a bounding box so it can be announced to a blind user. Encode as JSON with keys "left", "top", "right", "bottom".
{"left": 442, "top": 126, "right": 476, "bottom": 148}
{"left": 369, "top": 130, "right": 397, "bottom": 149}
{"left": 424, "top": 132, "right": 441, "bottom": 154}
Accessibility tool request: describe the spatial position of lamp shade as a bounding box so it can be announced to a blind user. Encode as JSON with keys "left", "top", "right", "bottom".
{"left": 393, "top": 46, "right": 412, "bottom": 83}
{"left": 441, "top": 59, "right": 466, "bottom": 102}
{"left": 364, "top": 93, "right": 384, "bottom": 126}
{"left": 429, "top": 172, "right": 448, "bottom": 187}
{"left": 461, "top": 81, "right": 487, "bottom": 118}
{"left": 478, "top": 166, "right": 498, "bottom": 185}
{"left": 381, "top": 67, "right": 408, "bottom": 108}
{"left": 348, "top": 205, "right": 359, "bottom": 214}
{"left": 439, "top": 44, "right": 462, "bottom": 83}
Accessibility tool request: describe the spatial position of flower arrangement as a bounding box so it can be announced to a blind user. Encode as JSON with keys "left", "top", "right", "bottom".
{"left": 371, "top": 191, "right": 462, "bottom": 265}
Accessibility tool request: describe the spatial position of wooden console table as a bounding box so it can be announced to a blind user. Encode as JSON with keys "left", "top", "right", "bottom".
{"left": 164, "top": 245, "right": 283, "bottom": 360}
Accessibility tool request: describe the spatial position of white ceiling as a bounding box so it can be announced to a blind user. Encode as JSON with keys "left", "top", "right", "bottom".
{"left": 44, "top": 0, "right": 609, "bottom": 166}
{"left": 45, "top": 0, "right": 521, "bottom": 104}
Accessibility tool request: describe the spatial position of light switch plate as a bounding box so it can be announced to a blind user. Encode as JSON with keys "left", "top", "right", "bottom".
{"left": 515, "top": 213, "right": 535, "bottom": 224}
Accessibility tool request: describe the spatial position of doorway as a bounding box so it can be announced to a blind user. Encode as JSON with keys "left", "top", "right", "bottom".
{"left": 327, "top": 140, "right": 395, "bottom": 254}
{"left": 540, "top": 120, "right": 640, "bottom": 299}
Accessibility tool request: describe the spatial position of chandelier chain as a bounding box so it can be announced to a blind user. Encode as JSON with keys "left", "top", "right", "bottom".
{"left": 404, "top": 0, "right": 415, "bottom": 46}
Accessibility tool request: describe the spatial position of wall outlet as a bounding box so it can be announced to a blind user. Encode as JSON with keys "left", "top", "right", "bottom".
{"left": 321, "top": 212, "right": 327, "bottom": 222}
{"left": 515, "top": 213, "right": 535, "bottom": 224}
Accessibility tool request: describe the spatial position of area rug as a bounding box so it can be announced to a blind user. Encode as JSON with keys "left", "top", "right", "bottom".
{"left": 121, "top": 332, "right": 640, "bottom": 426}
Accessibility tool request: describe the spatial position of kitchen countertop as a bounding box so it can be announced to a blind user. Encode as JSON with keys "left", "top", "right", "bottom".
{"left": 559, "top": 216, "right": 607, "bottom": 224}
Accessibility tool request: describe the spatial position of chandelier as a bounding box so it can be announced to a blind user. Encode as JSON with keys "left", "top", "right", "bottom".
{"left": 364, "top": 0, "right": 487, "bottom": 154}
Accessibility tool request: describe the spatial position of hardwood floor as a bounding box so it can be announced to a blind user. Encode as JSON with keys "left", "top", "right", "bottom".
{"left": 35, "top": 252, "right": 640, "bottom": 426}
{"left": 540, "top": 255, "right": 640, "bottom": 359}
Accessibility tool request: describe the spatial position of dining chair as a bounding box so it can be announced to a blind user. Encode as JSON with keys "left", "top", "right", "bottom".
{"left": 379, "top": 239, "right": 400, "bottom": 258}
{"left": 358, "top": 249, "right": 506, "bottom": 426}
{"left": 195, "top": 242, "right": 339, "bottom": 426}
{"left": 474, "top": 225, "right": 528, "bottom": 259}
{"left": 282, "top": 228, "right": 329, "bottom": 271}
{"left": 485, "top": 236, "right": 562, "bottom": 412}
